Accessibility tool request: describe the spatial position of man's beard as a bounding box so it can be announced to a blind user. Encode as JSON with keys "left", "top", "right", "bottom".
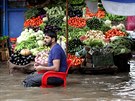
{"left": 45, "top": 41, "right": 52, "bottom": 47}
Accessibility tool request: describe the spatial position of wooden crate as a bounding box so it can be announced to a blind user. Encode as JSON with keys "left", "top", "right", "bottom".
{"left": 0, "top": 40, "right": 8, "bottom": 48}
{"left": 0, "top": 48, "right": 9, "bottom": 61}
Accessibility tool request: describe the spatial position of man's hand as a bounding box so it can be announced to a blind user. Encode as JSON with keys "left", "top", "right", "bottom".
{"left": 34, "top": 65, "right": 45, "bottom": 72}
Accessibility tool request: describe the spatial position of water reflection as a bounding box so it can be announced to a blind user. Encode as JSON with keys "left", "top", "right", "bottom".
{"left": 1, "top": 62, "right": 135, "bottom": 101}
{"left": 111, "top": 60, "right": 135, "bottom": 100}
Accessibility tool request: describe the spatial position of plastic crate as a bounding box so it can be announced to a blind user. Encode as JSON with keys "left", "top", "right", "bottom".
{"left": 92, "top": 53, "right": 114, "bottom": 67}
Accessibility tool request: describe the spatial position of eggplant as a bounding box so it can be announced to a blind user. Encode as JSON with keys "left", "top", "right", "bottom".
{"left": 17, "top": 59, "right": 21, "bottom": 63}
{"left": 76, "top": 14, "right": 82, "bottom": 17}
{"left": 13, "top": 61, "right": 16, "bottom": 64}
{"left": 68, "top": 11, "right": 76, "bottom": 17}
{"left": 30, "top": 55, "right": 35, "bottom": 61}
{"left": 22, "top": 62, "right": 27, "bottom": 65}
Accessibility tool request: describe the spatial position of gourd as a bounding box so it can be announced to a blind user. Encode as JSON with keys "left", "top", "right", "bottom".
{"left": 20, "top": 49, "right": 31, "bottom": 56}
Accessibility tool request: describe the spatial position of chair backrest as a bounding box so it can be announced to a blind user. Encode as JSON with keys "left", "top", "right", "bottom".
{"left": 65, "top": 59, "right": 72, "bottom": 75}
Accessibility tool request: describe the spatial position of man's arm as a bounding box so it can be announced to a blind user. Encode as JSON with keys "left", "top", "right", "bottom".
{"left": 34, "top": 59, "right": 60, "bottom": 72}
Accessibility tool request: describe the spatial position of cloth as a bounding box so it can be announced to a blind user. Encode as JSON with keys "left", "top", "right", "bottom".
{"left": 102, "top": 0, "right": 135, "bottom": 16}
{"left": 23, "top": 43, "right": 67, "bottom": 87}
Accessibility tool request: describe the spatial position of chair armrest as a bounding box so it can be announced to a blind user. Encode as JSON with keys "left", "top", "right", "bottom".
{"left": 41, "top": 71, "right": 66, "bottom": 87}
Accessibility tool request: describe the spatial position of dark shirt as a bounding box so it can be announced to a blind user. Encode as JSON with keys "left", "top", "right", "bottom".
{"left": 48, "top": 43, "right": 67, "bottom": 72}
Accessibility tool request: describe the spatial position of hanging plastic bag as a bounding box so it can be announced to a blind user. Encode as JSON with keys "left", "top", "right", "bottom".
{"left": 126, "top": 16, "right": 135, "bottom": 31}
{"left": 85, "top": 0, "right": 98, "bottom": 13}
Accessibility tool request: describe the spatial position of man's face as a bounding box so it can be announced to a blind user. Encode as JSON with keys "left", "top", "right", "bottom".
{"left": 44, "top": 35, "right": 52, "bottom": 47}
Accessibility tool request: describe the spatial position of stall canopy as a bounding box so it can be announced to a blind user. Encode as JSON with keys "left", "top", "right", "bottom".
{"left": 101, "top": 0, "right": 135, "bottom": 16}
{"left": 85, "top": 0, "right": 135, "bottom": 16}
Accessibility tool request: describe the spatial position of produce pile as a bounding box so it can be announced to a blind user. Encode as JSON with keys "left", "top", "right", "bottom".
{"left": 0, "top": 36, "right": 8, "bottom": 48}
{"left": 10, "top": 1, "right": 133, "bottom": 68}
{"left": 85, "top": 7, "right": 106, "bottom": 18}
{"left": 68, "top": 17, "right": 86, "bottom": 28}
{"left": 34, "top": 50, "right": 49, "bottom": 66}
{"left": 15, "top": 28, "right": 49, "bottom": 56}
{"left": 67, "top": 53, "right": 84, "bottom": 67}
{"left": 9, "top": 50, "right": 35, "bottom": 66}
{"left": 10, "top": 1, "right": 67, "bottom": 66}
{"left": 24, "top": 16, "right": 43, "bottom": 27}
{"left": 105, "top": 29, "right": 126, "bottom": 40}
{"left": 69, "top": 0, "right": 84, "bottom": 5}
{"left": 0, "top": 36, "right": 8, "bottom": 41}
{"left": 10, "top": 8, "right": 48, "bottom": 66}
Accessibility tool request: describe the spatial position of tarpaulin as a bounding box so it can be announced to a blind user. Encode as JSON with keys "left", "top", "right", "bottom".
{"left": 102, "top": 0, "right": 135, "bottom": 16}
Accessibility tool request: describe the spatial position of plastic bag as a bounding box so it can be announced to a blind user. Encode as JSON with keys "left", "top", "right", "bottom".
{"left": 126, "top": 16, "right": 135, "bottom": 31}
{"left": 85, "top": 0, "right": 98, "bottom": 13}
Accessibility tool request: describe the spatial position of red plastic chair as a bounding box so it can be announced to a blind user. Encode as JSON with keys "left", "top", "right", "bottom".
{"left": 40, "top": 59, "right": 72, "bottom": 88}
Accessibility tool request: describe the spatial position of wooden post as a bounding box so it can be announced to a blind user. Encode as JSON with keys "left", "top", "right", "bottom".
{"left": 66, "top": 0, "right": 68, "bottom": 55}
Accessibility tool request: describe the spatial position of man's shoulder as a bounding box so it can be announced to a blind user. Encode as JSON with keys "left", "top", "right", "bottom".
{"left": 53, "top": 43, "right": 63, "bottom": 50}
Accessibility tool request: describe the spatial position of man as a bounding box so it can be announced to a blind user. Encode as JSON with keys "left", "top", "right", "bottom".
{"left": 23, "top": 30, "right": 67, "bottom": 87}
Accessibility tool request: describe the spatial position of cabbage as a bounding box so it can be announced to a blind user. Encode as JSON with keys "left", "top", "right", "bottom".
{"left": 37, "top": 40, "right": 44, "bottom": 47}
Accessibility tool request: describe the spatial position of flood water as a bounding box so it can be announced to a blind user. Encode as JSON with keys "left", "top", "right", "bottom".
{"left": 0, "top": 62, "right": 135, "bottom": 101}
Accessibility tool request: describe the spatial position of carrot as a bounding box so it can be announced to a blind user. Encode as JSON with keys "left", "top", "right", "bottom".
{"left": 67, "top": 54, "right": 83, "bottom": 67}
{"left": 68, "top": 17, "right": 86, "bottom": 28}
{"left": 85, "top": 7, "right": 105, "bottom": 18}
{"left": 24, "top": 16, "right": 43, "bottom": 27}
{"left": 105, "top": 28, "right": 126, "bottom": 39}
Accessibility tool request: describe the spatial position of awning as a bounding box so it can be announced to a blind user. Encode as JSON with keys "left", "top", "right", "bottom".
{"left": 101, "top": 0, "right": 135, "bottom": 16}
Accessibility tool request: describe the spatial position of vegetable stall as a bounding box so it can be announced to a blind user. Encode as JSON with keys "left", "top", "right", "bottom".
{"left": 6, "top": 0, "right": 135, "bottom": 74}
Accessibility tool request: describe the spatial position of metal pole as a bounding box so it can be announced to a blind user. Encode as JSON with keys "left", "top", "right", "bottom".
{"left": 66, "top": 0, "right": 68, "bottom": 55}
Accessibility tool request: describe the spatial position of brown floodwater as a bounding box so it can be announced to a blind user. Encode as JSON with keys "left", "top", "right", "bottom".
{"left": 0, "top": 62, "right": 135, "bottom": 101}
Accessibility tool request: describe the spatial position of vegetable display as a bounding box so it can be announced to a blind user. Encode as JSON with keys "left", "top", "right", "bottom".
{"left": 44, "top": 25, "right": 61, "bottom": 33}
{"left": 58, "top": 23, "right": 89, "bottom": 39}
{"left": 86, "top": 17, "right": 103, "bottom": 30}
{"left": 0, "top": 36, "right": 8, "bottom": 41}
{"left": 104, "top": 13, "right": 126, "bottom": 21}
{"left": 68, "top": 17, "right": 86, "bottom": 28}
{"left": 68, "top": 38, "right": 84, "bottom": 54}
{"left": 67, "top": 54, "right": 84, "bottom": 67}
{"left": 109, "top": 37, "right": 133, "bottom": 55}
{"left": 11, "top": 1, "right": 132, "bottom": 70}
{"left": 35, "top": 50, "right": 49, "bottom": 66}
{"left": 24, "top": 7, "right": 39, "bottom": 20}
{"left": 44, "top": 6, "right": 65, "bottom": 18}
{"left": 68, "top": 9, "right": 83, "bottom": 17}
{"left": 9, "top": 51, "right": 35, "bottom": 65}
{"left": 85, "top": 30, "right": 105, "bottom": 40}
{"left": 47, "top": 16, "right": 64, "bottom": 28}
{"left": 69, "top": 0, "right": 84, "bottom": 5}
{"left": 15, "top": 28, "right": 49, "bottom": 56}
{"left": 83, "top": 39, "right": 104, "bottom": 48}
{"left": 20, "top": 49, "right": 31, "bottom": 56}
{"left": 105, "top": 29, "right": 127, "bottom": 40}
{"left": 24, "top": 16, "right": 43, "bottom": 27}
{"left": 85, "top": 7, "right": 105, "bottom": 18}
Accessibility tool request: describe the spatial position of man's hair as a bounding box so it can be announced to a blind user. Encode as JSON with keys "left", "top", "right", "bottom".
{"left": 44, "top": 30, "right": 57, "bottom": 41}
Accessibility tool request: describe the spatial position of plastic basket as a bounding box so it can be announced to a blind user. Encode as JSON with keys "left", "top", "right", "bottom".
{"left": 92, "top": 53, "right": 114, "bottom": 67}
